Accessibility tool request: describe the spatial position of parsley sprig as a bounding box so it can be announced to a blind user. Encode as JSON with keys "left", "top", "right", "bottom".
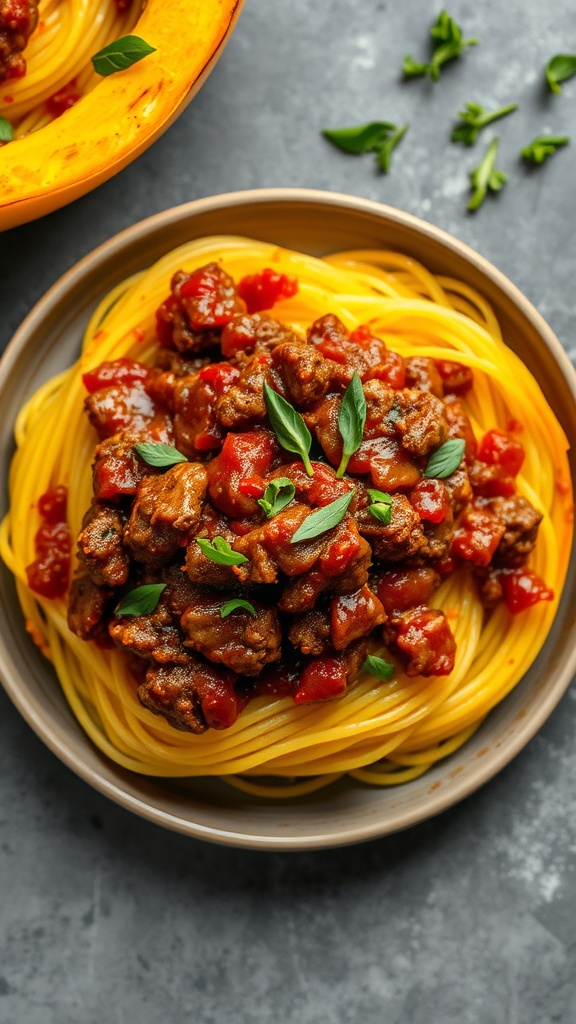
{"left": 322, "top": 121, "right": 408, "bottom": 173}
{"left": 451, "top": 101, "right": 518, "bottom": 146}
{"left": 404, "top": 10, "right": 478, "bottom": 82}
{"left": 521, "top": 135, "right": 569, "bottom": 165}
{"left": 467, "top": 138, "right": 507, "bottom": 212}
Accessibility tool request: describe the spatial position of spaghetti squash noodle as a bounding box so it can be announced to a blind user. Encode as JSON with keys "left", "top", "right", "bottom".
{"left": 0, "top": 0, "right": 141, "bottom": 138}
{"left": 1, "top": 236, "right": 572, "bottom": 797}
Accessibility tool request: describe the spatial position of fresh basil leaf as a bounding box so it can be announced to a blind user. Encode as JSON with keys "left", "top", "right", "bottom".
{"left": 263, "top": 383, "right": 313, "bottom": 476}
{"left": 467, "top": 137, "right": 507, "bottom": 211}
{"left": 362, "top": 655, "right": 395, "bottom": 681}
{"left": 403, "top": 56, "right": 429, "bottom": 78}
{"left": 451, "top": 101, "right": 518, "bottom": 146}
{"left": 368, "top": 503, "right": 393, "bottom": 525}
{"left": 92, "top": 35, "right": 156, "bottom": 77}
{"left": 134, "top": 442, "right": 188, "bottom": 467}
{"left": 545, "top": 54, "right": 576, "bottom": 94}
{"left": 521, "top": 135, "right": 569, "bottom": 165}
{"left": 423, "top": 438, "right": 465, "bottom": 478}
{"left": 403, "top": 11, "right": 478, "bottom": 82}
{"left": 115, "top": 583, "right": 166, "bottom": 617}
{"left": 196, "top": 537, "right": 249, "bottom": 566}
{"left": 367, "top": 489, "right": 392, "bottom": 505}
{"left": 290, "top": 490, "right": 354, "bottom": 544}
{"left": 258, "top": 477, "right": 296, "bottom": 518}
{"left": 322, "top": 121, "right": 397, "bottom": 155}
{"left": 0, "top": 116, "right": 14, "bottom": 143}
{"left": 336, "top": 373, "right": 366, "bottom": 477}
{"left": 220, "top": 599, "right": 257, "bottom": 619}
{"left": 375, "top": 124, "right": 408, "bottom": 172}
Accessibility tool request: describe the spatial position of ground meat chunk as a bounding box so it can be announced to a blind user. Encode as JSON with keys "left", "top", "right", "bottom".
{"left": 271, "top": 342, "right": 331, "bottom": 407}
{"left": 372, "top": 566, "right": 440, "bottom": 613}
{"left": 485, "top": 496, "right": 542, "bottom": 565}
{"left": 85, "top": 383, "right": 173, "bottom": 443}
{"left": 404, "top": 357, "right": 443, "bottom": 397}
{"left": 384, "top": 606, "right": 456, "bottom": 677}
{"left": 172, "top": 374, "right": 224, "bottom": 457}
{"left": 443, "top": 463, "right": 472, "bottom": 517}
{"left": 180, "top": 589, "right": 282, "bottom": 675}
{"left": 125, "top": 463, "right": 208, "bottom": 566}
{"left": 185, "top": 507, "right": 240, "bottom": 589}
{"left": 221, "top": 313, "right": 301, "bottom": 358}
{"left": 473, "top": 566, "right": 504, "bottom": 609}
{"left": 138, "top": 660, "right": 241, "bottom": 733}
{"left": 0, "top": 0, "right": 38, "bottom": 82}
{"left": 331, "top": 585, "right": 386, "bottom": 650}
{"left": 92, "top": 433, "right": 158, "bottom": 501}
{"left": 444, "top": 395, "right": 477, "bottom": 461}
{"left": 155, "top": 265, "right": 245, "bottom": 351}
{"left": 356, "top": 495, "right": 425, "bottom": 563}
{"left": 67, "top": 574, "right": 110, "bottom": 641}
{"left": 77, "top": 502, "right": 129, "bottom": 587}
{"left": 279, "top": 517, "right": 372, "bottom": 613}
{"left": 288, "top": 609, "right": 333, "bottom": 656}
{"left": 153, "top": 349, "right": 213, "bottom": 377}
{"left": 391, "top": 388, "right": 448, "bottom": 457}
{"left": 417, "top": 510, "right": 455, "bottom": 562}
{"left": 109, "top": 602, "right": 192, "bottom": 666}
{"left": 215, "top": 352, "right": 276, "bottom": 429}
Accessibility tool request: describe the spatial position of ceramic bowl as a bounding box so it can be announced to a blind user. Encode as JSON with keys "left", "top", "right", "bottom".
{"left": 1, "top": 189, "right": 575, "bottom": 849}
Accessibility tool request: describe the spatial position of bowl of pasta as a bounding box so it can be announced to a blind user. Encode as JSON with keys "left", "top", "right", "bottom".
{"left": 0, "top": 0, "right": 243, "bottom": 230}
{"left": 0, "top": 188, "right": 575, "bottom": 849}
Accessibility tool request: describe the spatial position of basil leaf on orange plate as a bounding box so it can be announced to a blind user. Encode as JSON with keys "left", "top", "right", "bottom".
{"left": 92, "top": 35, "right": 156, "bottom": 77}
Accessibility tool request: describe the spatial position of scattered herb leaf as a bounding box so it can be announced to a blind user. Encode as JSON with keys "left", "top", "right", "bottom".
{"left": 92, "top": 35, "right": 156, "bottom": 77}
{"left": 423, "top": 438, "right": 465, "bottom": 478}
{"left": 336, "top": 373, "right": 367, "bottom": 477}
{"left": 375, "top": 123, "right": 408, "bottom": 172}
{"left": 0, "top": 116, "right": 14, "bottom": 143}
{"left": 545, "top": 54, "right": 576, "bottom": 95}
{"left": 258, "top": 477, "right": 296, "bottom": 518}
{"left": 362, "top": 655, "right": 395, "bottom": 680}
{"left": 367, "top": 489, "right": 393, "bottom": 505}
{"left": 196, "top": 537, "right": 249, "bottom": 566}
{"left": 403, "top": 10, "right": 478, "bottom": 82}
{"left": 368, "top": 503, "right": 393, "bottom": 524}
{"left": 134, "top": 442, "right": 188, "bottom": 467}
{"left": 323, "top": 121, "right": 397, "bottom": 154}
{"left": 115, "top": 583, "right": 166, "bottom": 617}
{"left": 290, "top": 490, "right": 355, "bottom": 544}
{"left": 220, "top": 599, "right": 257, "bottom": 619}
{"left": 521, "top": 134, "right": 569, "bottom": 164}
{"left": 451, "top": 101, "right": 518, "bottom": 146}
{"left": 263, "top": 383, "right": 314, "bottom": 476}
{"left": 467, "top": 137, "right": 507, "bottom": 211}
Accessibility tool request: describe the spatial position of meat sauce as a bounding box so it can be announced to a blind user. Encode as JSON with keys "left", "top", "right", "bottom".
{"left": 0, "top": 0, "right": 38, "bottom": 83}
{"left": 27, "top": 262, "right": 553, "bottom": 734}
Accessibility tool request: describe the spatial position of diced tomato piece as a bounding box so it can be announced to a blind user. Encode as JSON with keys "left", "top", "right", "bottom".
{"left": 294, "top": 657, "right": 347, "bottom": 704}
{"left": 410, "top": 479, "right": 451, "bottom": 523}
{"left": 368, "top": 350, "right": 406, "bottom": 389}
{"left": 26, "top": 522, "right": 71, "bottom": 599}
{"left": 388, "top": 607, "right": 456, "bottom": 676}
{"left": 194, "top": 671, "right": 241, "bottom": 730}
{"left": 352, "top": 436, "right": 419, "bottom": 489}
{"left": 252, "top": 663, "right": 300, "bottom": 698}
{"left": 331, "top": 585, "right": 386, "bottom": 650}
{"left": 198, "top": 363, "right": 240, "bottom": 393}
{"left": 469, "top": 461, "right": 516, "bottom": 498}
{"left": 179, "top": 263, "right": 245, "bottom": 330}
{"left": 477, "top": 429, "right": 525, "bottom": 477}
{"left": 237, "top": 268, "right": 298, "bottom": 313}
{"left": 434, "top": 359, "right": 473, "bottom": 396}
{"left": 207, "top": 430, "right": 278, "bottom": 517}
{"left": 82, "top": 359, "right": 151, "bottom": 394}
{"left": 319, "top": 530, "right": 361, "bottom": 576}
{"left": 37, "top": 486, "right": 67, "bottom": 523}
{"left": 373, "top": 567, "right": 439, "bottom": 614}
{"left": 238, "top": 476, "right": 266, "bottom": 498}
{"left": 451, "top": 508, "right": 505, "bottom": 566}
{"left": 501, "top": 568, "right": 554, "bottom": 614}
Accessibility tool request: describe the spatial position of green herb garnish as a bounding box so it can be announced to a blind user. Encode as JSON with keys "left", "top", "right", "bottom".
{"left": 451, "top": 101, "right": 518, "bottom": 146}
{"left": 134, "top": 442, "right": 188, "bottom": 467}
{"left": 362, "top": 655, "right": 395, "bottom": 680}
{"left": 403, "top": 10, "right": 478, "bottom": 82}
{"left": 263, "top": 383, "right": 314, "bottom": 477}
{"left": 423, "top": 438, "right": 465, "bottom": 478}
{"left": 115, "top": 583, "right": 166, "bottom": 617}
{"left": 258, "top": 477, "right": 296, "bottom": 518}
{"left": 196, "top": 537, "right": 249, "bottom": 566}
{"left": 366, "top": 488, "right": 393, "bottom": 525}
{"left": 0, "top": 116, "right": 14, "bottom": 144}
{"left": 322, "top": 121, "right": 408, "bottom": 174}
{"left": 92, "top": 35, "right": 156, "bottom": 77}
{"left": 290, "top": 491, "right": 355, "bottom": 544}
{"left": 336, "top": 373, "right": 367, "bottom": 477}
{"left": 467, "top": 137, "right": 506, "bottom": 211}
{"left": 220, "top": 599, "right": 257, "bottom": 619}
{"left": 545, "top": 54, "right": 576, "bottom": 95}
{"left": 521, "top": 135, "right": 569, "bottom": 165}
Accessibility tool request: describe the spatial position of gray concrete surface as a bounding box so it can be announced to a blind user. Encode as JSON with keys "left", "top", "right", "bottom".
{"left": 1, "top": 1, "right": 575, "bottom": 1021}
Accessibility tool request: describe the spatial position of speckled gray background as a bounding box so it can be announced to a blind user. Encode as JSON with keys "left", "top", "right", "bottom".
{"left": 1, "top": 1, "right": 576, "bottom": 1021}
